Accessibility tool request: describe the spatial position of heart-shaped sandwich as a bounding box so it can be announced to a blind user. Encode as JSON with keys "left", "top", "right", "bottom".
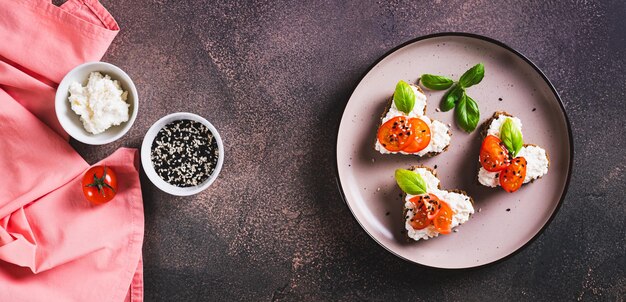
{"left": 477, "top": 112, "right": 550, "bottom": 193}
{"left": 395, "top": 166, "right": 474, "bottom": 241}
{"left": 374, "top": 80, "right": 452, "bottom": 156}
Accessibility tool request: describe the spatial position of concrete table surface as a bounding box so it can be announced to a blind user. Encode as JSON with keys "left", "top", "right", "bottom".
{"left": 71, "top": 0, "right": 625, "bottom": 301}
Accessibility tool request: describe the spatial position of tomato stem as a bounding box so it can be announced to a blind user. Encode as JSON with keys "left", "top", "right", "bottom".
{"left": 85, "top": 165, "right": 116, "bottom": 197}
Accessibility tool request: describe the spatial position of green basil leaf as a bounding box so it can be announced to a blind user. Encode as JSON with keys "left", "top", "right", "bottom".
{"left": 395, "top": 169, "right": 427, "bottom": 195}
{"left": 420, "top": 74, "right": 454, "bottom": 90}
{"left": 458, "top": 63, "right": 485, "bottom": 88}
{"left": 455, "top": 93, "right": 480, "bottom": 132}
{"left": 440, "top": 84, "right": 463, "bottom": 112}
{"left": 499, "top": 118, "right": 523, "bottom": 157}
{"left": 393, "top": 80, "right": 416, "bottom": 114}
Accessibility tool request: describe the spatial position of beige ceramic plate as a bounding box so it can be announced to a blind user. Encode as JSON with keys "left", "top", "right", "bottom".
{"left": 336, "top": 33, "right": 572, "bottom": 269}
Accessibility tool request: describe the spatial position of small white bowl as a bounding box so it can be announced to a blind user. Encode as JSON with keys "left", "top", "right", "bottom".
{"left": 141, "top": 112, "right": 224, "bottom": 196}
{"left": 55, "top": 61, "right": 139, "bottom": 145}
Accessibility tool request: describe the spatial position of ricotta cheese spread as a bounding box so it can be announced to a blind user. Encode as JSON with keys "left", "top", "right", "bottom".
{"left": 486, "top": 114, "right": 522, "bottom": 137}
{"left": 478, "top": 115, "right": 549, "bottom": 187}
{"left": 68, "top": 72, "right": 129, "bottom": 135}
{"left": 404, "top": 168, "right": 474, "bottom": 241}
{"left": 374, "top": 86, "right": 451, "bottom": 156}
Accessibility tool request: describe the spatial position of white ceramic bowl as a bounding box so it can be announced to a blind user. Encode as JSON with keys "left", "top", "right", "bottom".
{"left": 141, "top": 112, "right": 224, "bottom": 196}
{"left": 55, "top": 61, "right": 139, "bottom": 145}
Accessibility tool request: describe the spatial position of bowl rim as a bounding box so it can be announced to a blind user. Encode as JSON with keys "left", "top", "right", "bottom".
{"left": 140, "top": 112, "right": 225, "bottom": 196}
{"left": 55, "top": 61, "right": 139, "bottom": 145}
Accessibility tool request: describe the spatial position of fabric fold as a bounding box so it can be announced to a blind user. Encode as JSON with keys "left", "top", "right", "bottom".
{"left": 0, "top": 149, "right": 145, "bottom": 302}
{"left": 0, "top": 0, "right": 119, "bottom": 136}
{"left": 0, "top": 0, "right": 144, "bottom": 301}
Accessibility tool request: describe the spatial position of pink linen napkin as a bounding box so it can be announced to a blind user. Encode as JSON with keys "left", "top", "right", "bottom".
{"left": 0, "top": 0, "right": 144, "bottom": 301}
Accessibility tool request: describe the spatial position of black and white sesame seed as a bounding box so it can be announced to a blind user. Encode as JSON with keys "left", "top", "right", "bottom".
{"left": 151, "top": 119, "right": 219, "bottom": 187}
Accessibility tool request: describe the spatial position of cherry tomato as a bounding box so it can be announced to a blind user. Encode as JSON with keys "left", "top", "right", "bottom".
{"left": 480, "top": 135, "right": 511, "bottom": 172}
{"left": 408, "top": 194, "right": 445, "bottom": 229}
{"left": 433, "top": 201, "right": 453, "bottom": 234}
{"left": 423, "top": 194, "right": 443, "bottom": 219}
{"left": 377, "top": 116, "right": 417, "bottom": 152}
{"left": 408, "top": 202, "right": 431, "bottom": 230}
{"left": 402, "top": 118, "right": 431, "bottom": 153}
{"left": 499, "top": 156, "right": 527, "bottom": 193}
{"left": 82, "top": 165, "right": 118, "bottom": 205}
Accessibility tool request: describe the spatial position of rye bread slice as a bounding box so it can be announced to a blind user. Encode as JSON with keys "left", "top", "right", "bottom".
{"left": 373, "top": 84, "right": 451, "bottom": 157}
{"left": 478, "top": 111, "right": 551, "bottom": 185}
{"left": 401, "top": 165, "right": 475, "bottom": 242}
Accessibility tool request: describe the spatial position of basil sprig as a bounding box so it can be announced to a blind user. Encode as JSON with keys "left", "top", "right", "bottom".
{"left": 420, "top": 74, "right": 454, "bottom": 90}
{"left": 458, "top": 63, "right": 485, "bottom": 88}
{"left": 393, "top": 80, "right": 416, "bottom": 114}
{"left": 500, "top": 118, "right": 523, "bottom": 156}
{"left": 395, "top": 169, "right": 427, "bottom": 195}
{"left": 455, "top": 92, "right": 480, "bottom": 132}
{"left": 419, "top": 63, "right": 484, "bottom": 132}
{"left": 441, "top": 84, "right": 463, "bottom": 112}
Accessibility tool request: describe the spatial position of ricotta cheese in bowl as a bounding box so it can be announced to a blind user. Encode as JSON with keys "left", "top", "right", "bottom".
{"left": 68, "top": 72, "right": 129, "bottom": 134}
{"left": 55, "top": 61, "right": 138, "bottom": 145}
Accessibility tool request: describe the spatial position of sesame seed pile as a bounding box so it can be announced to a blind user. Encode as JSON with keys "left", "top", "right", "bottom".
{"left": 150, "top": 119, "right": 219, "bottom": 187}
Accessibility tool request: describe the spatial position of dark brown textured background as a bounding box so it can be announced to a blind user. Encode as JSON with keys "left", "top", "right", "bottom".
{"left": 69, "top": 0, "right": 625, "bottom": 300}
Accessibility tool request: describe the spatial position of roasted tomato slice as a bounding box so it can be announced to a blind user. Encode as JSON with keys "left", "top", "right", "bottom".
{"left": 377, "top": 116, "right": 417, "bottom": 152}
{"left": 408, "top": 194, "right": 445, "bottom": 229}
{"left": 423, "top": 194, "right": 443, "bottom": 220}
{"left": 408, "top": 205, "right": 431, "bottom": 230}
{"left": 499, "top": 156, "right": 527, "bottom": 193}
{"left": 408, "top": 195, "right": 431, "bottom": 229}
{"left": 480, "top": 135, "right": 511, "bottom": 172}
{"left": 402, "top": 118, "right": 431, "bottom": 153}
{"left": 433, "top": 201, "right": 453, "bottom": 234}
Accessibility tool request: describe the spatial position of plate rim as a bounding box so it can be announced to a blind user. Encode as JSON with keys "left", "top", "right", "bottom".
{"left": 334, "top": 32, "right": 574, "bottom": 270}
